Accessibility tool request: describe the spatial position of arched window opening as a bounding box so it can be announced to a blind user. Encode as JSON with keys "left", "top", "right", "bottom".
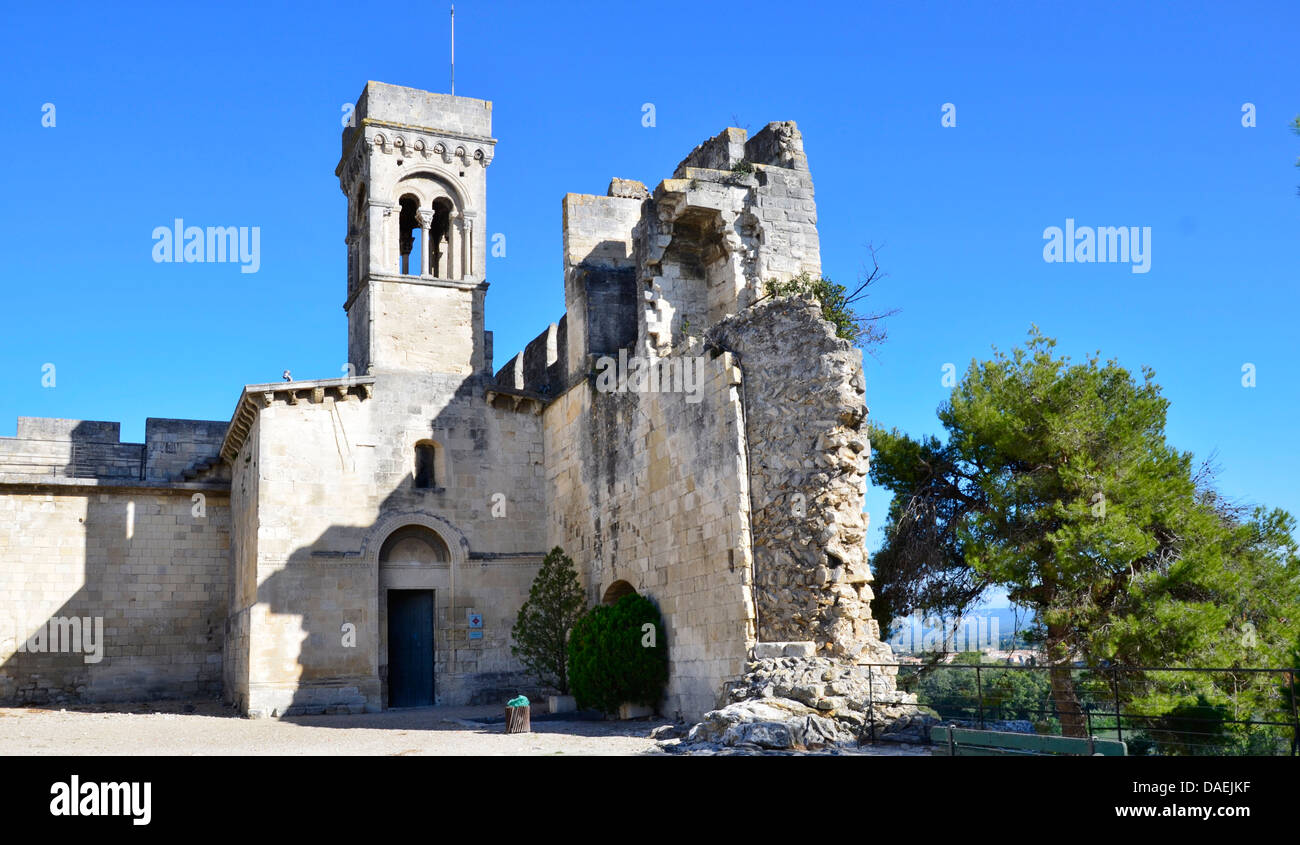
{"left": 429, "top": 197, "right": 454, "bottom": 277}
{"left": 398, "top": 194, "right": 422, "bottom": 276}
{"left": 602, "top": 580, "right": 637, "bottom": 605}
{"left": 414, "top": 440, "right": 439, "bottom": 489}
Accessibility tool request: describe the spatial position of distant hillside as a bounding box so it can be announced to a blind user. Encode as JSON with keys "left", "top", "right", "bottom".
{"left": 886, "top": 606, "right": 1038, "bottom": 652}
{"left": 985, "top": 606, "right": 1037, "bottom": 646}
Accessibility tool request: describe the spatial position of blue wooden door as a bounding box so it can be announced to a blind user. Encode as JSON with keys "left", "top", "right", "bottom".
{"left": 388, "top": 590, "right": 435, "bottom": 707}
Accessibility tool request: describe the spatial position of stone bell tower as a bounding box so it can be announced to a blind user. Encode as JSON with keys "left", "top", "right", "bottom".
{"left": 336, "top": 81, "right": 496, "bottom": 376}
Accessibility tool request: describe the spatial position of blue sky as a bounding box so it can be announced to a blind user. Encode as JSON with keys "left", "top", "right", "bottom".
{"left": 2, "top": 1, "right": 1297, "bottom": 563}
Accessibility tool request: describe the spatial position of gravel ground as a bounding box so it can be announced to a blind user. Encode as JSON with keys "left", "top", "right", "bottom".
{"left": 0, "top": 700, "right": 934, "bottom": 756}
{"left": 0, "top": 700, "right": 663, "bottom": 756}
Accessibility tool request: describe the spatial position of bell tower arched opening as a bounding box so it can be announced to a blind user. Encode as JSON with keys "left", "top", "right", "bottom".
{"left": 337, "top": 82, "right": 495, "bottom": 375}
{"left": 430, "top": 196, "right": 454, "bottom": 278}
{"left": 397, "top": 194, "right": 422, "bottom": 276}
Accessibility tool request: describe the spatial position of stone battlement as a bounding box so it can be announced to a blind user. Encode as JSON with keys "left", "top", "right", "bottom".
{"left": 0, "top": 417, "right": 228, "bottom": 485}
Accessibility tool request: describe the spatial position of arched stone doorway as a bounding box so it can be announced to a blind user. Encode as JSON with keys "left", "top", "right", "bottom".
{"left": 378, "top": 524, "right": 450, "bottom": 707}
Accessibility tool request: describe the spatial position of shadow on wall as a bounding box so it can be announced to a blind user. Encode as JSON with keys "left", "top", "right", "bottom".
{"left": 1, "top": 422, "right": 229, "bottom": 708}
{"left": 245, "top": 371, "right": 550, "bottom": 719}
{"left": 5, "top": 229, "right": 667, "bottom": 717}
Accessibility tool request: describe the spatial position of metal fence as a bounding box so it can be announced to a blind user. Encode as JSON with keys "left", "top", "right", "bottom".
{"left": 857, "top": 662, "right": 1299, "bottom": 756}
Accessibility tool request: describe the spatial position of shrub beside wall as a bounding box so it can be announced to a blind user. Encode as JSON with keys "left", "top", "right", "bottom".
{"left": 567, "top": 593, "right": 669, "bottom": 715}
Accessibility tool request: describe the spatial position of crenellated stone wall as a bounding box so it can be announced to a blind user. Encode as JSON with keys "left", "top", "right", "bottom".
{"left": 0, "top": 416, "right": 228, "bottom": 484}
{"left": 0, "top": 415, "right": 232, "bottom": 705}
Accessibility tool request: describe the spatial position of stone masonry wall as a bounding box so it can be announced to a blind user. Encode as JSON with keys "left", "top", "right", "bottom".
{"left": 0, "top": 414, "right": 232, "bottom": 705}
{"left": 0, "top": 488, "right": 230, "bottom": 704}
{"left": 709, "top": 296, "right": 890, "bottom": 661}
{"left": 635, "top": 123, "right": 823, "bottom": 359}
{"left": 560, "top": 191, "right": 643, "bottom": 386}
{"left": 223, "top": 417, "right": 259, "bottom": 710}
{"left": 543, "top": 343, "right": 756, "bottom": 720}
{"left": 519, "top": 119, "right": 893, "bottom": 718}
{"left": 225, "top": 370, "right": 548, "bottom": 716}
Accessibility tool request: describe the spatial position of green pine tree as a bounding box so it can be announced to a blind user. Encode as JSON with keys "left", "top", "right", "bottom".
{"left": 870, "top": 328, "right": 1300, "bottom": 737}
{"left": 510, "top": 546, "right": 586, "bottom": 694}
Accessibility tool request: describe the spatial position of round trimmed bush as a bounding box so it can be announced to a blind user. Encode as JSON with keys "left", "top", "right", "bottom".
{"left": 567, "top": 593, "right": 669, "bottom": 715}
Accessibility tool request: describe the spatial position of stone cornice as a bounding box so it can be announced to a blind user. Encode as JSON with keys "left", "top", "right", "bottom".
{"left": 342, "top": 273, "right": 488, "bottom": 312}
{"left": 0, "top": 474, "right": 230, "bottom": 494}
{"left": 309, "top": 549, "right": 544, "bottom": 565}
{"left": 364, "top": 117, "right": 495, "bottom": 148}
{"left": 337, "top": 117, "right": 496, "bottom": 191}
{"left": 484, "top": 385, "right": 551, "bottom": 415}
{"left": 220, "top": 376, "right": 376, "bottom": 463}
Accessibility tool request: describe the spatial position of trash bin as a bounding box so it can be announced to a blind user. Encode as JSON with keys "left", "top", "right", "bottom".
{"left": 505, "top": 695, "right": 530, "bottom": 734}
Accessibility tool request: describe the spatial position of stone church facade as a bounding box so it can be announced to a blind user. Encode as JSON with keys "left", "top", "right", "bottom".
{"left": 0, "top": 81, "right": 892, "bottom": 720}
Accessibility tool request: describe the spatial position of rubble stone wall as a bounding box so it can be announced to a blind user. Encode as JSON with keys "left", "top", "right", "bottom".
{"left": 710, "top": 296, "right": 889, "bottom": 661}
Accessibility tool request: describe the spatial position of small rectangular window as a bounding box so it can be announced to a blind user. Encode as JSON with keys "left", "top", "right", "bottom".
{"left": 415, "top": 444, "right": 436, "bottom": 489}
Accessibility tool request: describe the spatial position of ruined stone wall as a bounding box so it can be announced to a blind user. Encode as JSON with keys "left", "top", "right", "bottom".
{"left": 627, "top": 123, "right": 886, "bottom": 662}
{"left": 560, "top": 192, "right": 642, "bottom": 385}
{"left": 543, "top": 343, "right": 756, "bottom": 720}
{"left": 636, "top": 123, "right": 823, "bottom": 358}
{"left": 0, "top": 487, "right": 230, "bottom": 704}
{"left": 519, "top": 120, "right": 890, "bottom": 718}
{"left": 709, "top": 296, "right": 889, "bottom": 661}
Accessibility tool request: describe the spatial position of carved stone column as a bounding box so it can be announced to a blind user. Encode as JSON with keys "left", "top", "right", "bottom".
{"left": 418, "top": 209, "right": 434, "bottom": 277}
{"left": 462, "top": 214, "right": 474, "bottom": 279}
{"left": 449, "top": 210, "right": 462, "bottom": 279}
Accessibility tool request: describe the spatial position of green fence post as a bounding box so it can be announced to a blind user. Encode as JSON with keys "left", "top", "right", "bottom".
{"left": 1289, "top": 667, "right": 1299, "bottom": 757}
{"left": 1111, "top": 666, "right": 1123, "bottom": 745}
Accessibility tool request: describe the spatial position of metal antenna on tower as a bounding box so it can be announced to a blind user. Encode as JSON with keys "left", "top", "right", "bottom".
{"left": 450, "top": 4, "right": 455, "bottom": 96}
